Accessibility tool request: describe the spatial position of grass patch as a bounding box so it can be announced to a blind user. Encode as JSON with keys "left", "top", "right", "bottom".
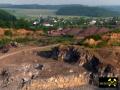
{"left": 14, "top": 37, "right": 35, "bottom": 44}
{"left": 0, "top": 38, "right": 12, "bottom": 46}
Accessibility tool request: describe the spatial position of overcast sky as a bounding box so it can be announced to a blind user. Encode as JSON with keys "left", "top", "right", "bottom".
{"left": 0, "top": 0, "right": 120, "bottom": 6}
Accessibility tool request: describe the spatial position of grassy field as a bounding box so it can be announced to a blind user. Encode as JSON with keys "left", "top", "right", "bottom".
{"left": 1, "top": 8, "right": 82, "bottom": 19}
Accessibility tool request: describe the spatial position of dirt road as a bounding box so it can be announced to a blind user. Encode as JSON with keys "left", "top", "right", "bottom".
{"left": 0, "top": 44, "right": 59, "bottom": 60}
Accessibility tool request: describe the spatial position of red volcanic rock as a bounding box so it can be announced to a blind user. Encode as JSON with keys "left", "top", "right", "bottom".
{"left": 96, "top": 27, "right": 109, "bottom": 34}
{"left": 77, "top": 27, "right": 110, "bottom": 38}
{"left": 48, "top": 27, "right": 109, "bottom": 38}
{"left": 77, "top": 27, "right": 97, "bottom": 37}
{"left": 63, "top": 28, "right": 82, "bottom": 36}
{"left": 48, "top": 30, "right": 66, "bottom": 36}
{"left": 48, "top": 28, "right": 82, "bottom": 36}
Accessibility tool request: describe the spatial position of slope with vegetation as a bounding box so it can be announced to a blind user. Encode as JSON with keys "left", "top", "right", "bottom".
{"left": 1, "top": 4, "right": 120, "bottom": 17}
{"left": 0, "top": 9, "right": 17, "bottom": 28}
{"left": 0, "top": 9, "right": 32, "bottom": 29}
{"left": 56, "top": 5, "right": 120, "bottom": 17}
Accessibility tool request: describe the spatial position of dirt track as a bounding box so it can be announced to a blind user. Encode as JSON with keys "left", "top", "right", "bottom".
{"left": 0, "top": 44, "right": 59, "bottom": 60}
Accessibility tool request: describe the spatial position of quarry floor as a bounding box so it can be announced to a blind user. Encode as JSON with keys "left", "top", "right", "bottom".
{"left": 0, "top": 44, "right": 120, "bottom": 90}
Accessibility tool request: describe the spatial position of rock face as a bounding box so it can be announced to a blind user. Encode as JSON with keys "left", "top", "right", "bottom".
{"left": 58, "top": 45, "right": 80, "bottom": 63}
{"left": 38, "top": 45, "right": 120, "bottom": 87}
{"left": 0, "top": 63, "right": 43, "bottom": 90}
{"left": 0, "top": 45, "right": 119, "bottom": 90}
{"left": 22, "top": 74, "right": 87, "bottom": 90}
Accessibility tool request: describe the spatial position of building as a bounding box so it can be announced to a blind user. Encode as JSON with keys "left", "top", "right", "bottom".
{"left": 43, "top": 22, "right": 53, "bottom": 27}
{"left": 89, "top": 20, "right": 96, "bottom": 25}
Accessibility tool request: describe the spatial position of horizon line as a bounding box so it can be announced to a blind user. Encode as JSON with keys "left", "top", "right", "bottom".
{"left": 0, "top": 3, "right": 120, "bottom": 7}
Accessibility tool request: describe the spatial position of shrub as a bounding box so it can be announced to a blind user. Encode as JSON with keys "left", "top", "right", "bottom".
{"left": 0, "top": 38, "right": 12, "bottom": 46}
{"left": 14, "top": 37, "right": 34, "bottom": 43}
{"left": 111, "top": 42, "right": 120, "bottom": 46}
{"left": 4, "top": 30, "right": 13, "bottom": 37}
{"left": 96, "top": 40, "right": 108, "bottom": 48}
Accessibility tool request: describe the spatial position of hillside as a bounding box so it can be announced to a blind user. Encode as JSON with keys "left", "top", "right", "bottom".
{"left": 102, "top": 6, "right": 120, "bottom": 12}
{"left": 56, "top": 5, "right": 120, "bottom": 17}
{"left": 0, "top": 9, "right": 17, "bottom": 28}
{"left": 0, "top": 9, "right": 16, "bottom": 21}
{"left": 0, "top": 4, "right": 63, "bottom": 9}
{"left": 1, "top": 4, "right": 120, "bottom": 17}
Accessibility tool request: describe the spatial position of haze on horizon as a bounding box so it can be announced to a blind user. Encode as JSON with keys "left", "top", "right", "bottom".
{"left": 0, "top": 0, "right": 120, "bottom": 6}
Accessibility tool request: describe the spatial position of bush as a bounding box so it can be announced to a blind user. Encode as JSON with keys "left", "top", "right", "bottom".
{"left": 111, "top": 29, "right": 120, "bottom": 33}
{"left": 96, "top": 41, "right": 108, "bottom": 48}
{"left": 15, "top": 19, "right": 31, "bottom": 29}
{"left": 14, "top": 37, "right": 34, "bottom": 43}
{"left": 111, "top": 42, "right": 120, "bottom": 46}
{"left": 0, "top": 38, "right": 12, "bottom": 46}
{"left": 50, "top": 36, "right": 74, "bottom": 43}
{"left": 4, "top": 30, "right": 13, "bottom": 37}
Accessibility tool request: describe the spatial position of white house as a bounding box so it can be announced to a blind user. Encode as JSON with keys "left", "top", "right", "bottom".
{"left": 89, "top": 20, "right": 96, "bottom": 25}
{"left": 33, "top": 21, "right": 39, "bottom": 25}
{"left": 43, "top": 23, "right": 53, "bottom": 27}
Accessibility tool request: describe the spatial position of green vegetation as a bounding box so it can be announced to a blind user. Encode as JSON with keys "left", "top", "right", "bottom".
{"left": 14, "top": 37, "right": 35, "bottom": 44}
{"left": 50, "top": 36, "right": 74, "bottom": 43}
{"left": 0, "top": 7, "right": 120, "bottom": 48}
{"left": 4, "top": 30, "right": 13, "bottom": 37}
{"left": 0, "top": 35, "right": 74, "bottom": 46}
{"left": 36, "top": 36, "right": 74, "bottom": 45}
{"left": 111, "top": 42, "right": 120, "bottom": 46}
{"left": 111, "top": 29, "right": 120, "bottom": 33}
{"left": 0, "top": 9, "right": 16, "bottom": 21}
{"left": 0, "top": 9, "right": 35, "bottom": 30}
{"left": 96, "top": 41, "right": 108, "bottom": 48}
{"left": 0, "top": 38, "right": 12, "bottom": 46}
{"left": 56, "top": 5, "right": 119, "bottom": 17}
{"left": 0, "top": 9, "right": 17, "bottom": 28}
{"left": 1, "top": 8, "right": 57, "bottom": 19}
{"left": 14, "top": 19, "right": 31, "bottom": 29}
{"left": 0, "top": 36, "right": 36, "bottom": 46}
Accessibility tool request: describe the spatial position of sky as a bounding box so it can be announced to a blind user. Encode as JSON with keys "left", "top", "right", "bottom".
{"left": 0, "top": 0, "right": 120, "bottom": 6}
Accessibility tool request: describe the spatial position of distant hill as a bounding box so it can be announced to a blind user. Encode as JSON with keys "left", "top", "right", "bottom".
{"left": 0, "top": 4, "right": 120, "bottom": 17}
{"left": 0, "top": 4, "right": 12, "bottom": 8}
{"left": 56, "top": 5, "right": 120, "bottom": 17}
{"left": 102, "top": 6, "right": 120, "bottom": 13}
{"left": 0, "top": 4, "right": 63, "bottom": 9}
